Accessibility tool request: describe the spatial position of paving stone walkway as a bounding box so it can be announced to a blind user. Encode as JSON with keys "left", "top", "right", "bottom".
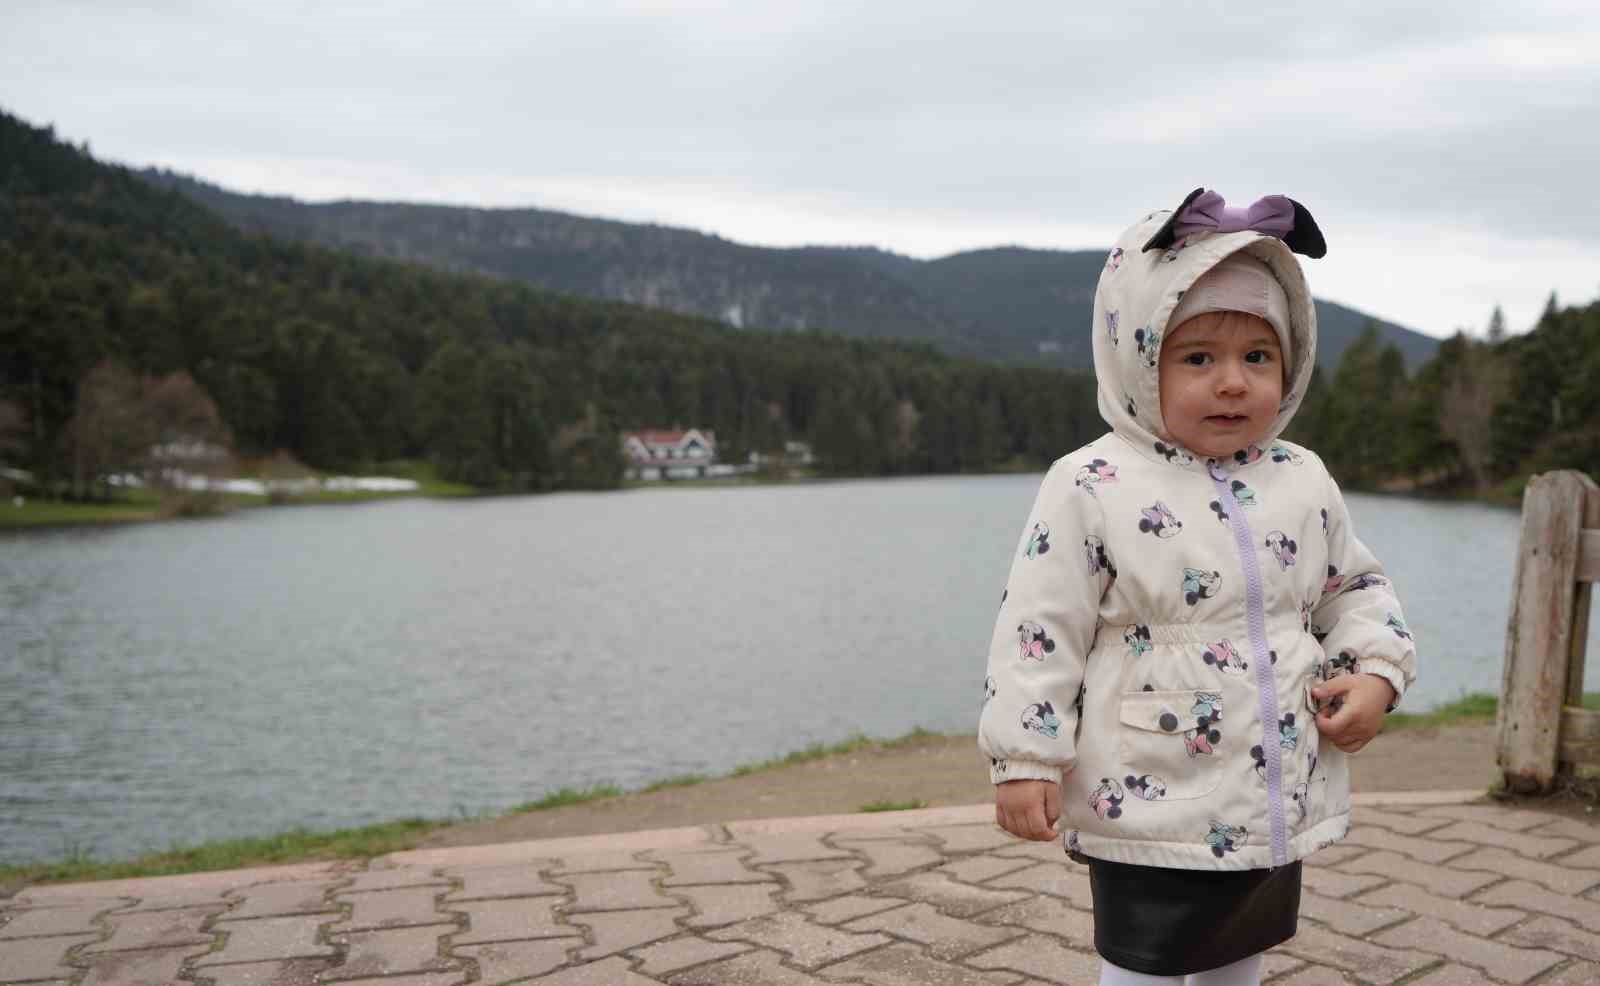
{"left": 5, "top": 792, "right": 1599, "bottom": 985}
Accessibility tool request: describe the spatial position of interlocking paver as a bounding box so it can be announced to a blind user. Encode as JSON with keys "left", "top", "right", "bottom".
{"left": 1401, "top": 965, "right": 1497, "bottom": 986}
{"left": 113, "top": 888, "right": 237, "bottom": 913}
{"left": 548, "top": 851, "right": 656, "bottom": 874}
{"left": 0, "top": 903, "right": 108, "bottom": 939}
{"left": 1357, "top": 882, "right": 1524, "bottom": 936}
{"left": 628, "top": 935, "right": 753, "bottom": 976}
{"left": 1272, "top": 966, "right": 1353, "bottom": 986}
{"left": 196, "top": 914, "right": 339, "bottom": 965}
{"left": 1550, "top": 843, "right": 1600, "bottom": 870}
{"left": 339, "top": 869, "right": 448, "bottom": 894}
{"left": 1522, "top": 817, "right": 1600, "bottom": 841}
{"left": 1540, "top": 961, "right": 1600, "bottom": 985}
{"left": 1341, "top": 827, "right": 1475, "bottom": 864}
{"left": 0, "top": 933, "right": 99, "bottom": 982}
{"left": 875, "top": 871, "right": 1029, "bottom": 918}
{"left": 528, "top": 955, "right": 662, "bottom": 985}
{"left": 1301, "top": 844, "right": 1367, "bottom": 867}
{"left": 836, "top": 839, "right": 942, "bottom": 879}
{"left": 1451, "top": 847, "right": 1600, "bottom": 895}
{"left": 334, "top": 888, "right": 448, "bottom": 930}
{"left": 976, "top": 894, "right": 1095, "bottom": 948}
{"left": 1500, "top": 914, "right": 1600, "bottom": 961}
{"left": 224, "top": 880, "right": 341, "bottom": 920}
{"left": 1299, "top": 890, "right": 1409, "bottom": 936}
{"left": 313, "top": 974, "right": 465, "bottom": 986}
{"left": 938, "top": 855, "right": 1034, "bottom": 885}
{"left": 804, "top": 894, "right": 908, "bottom": 926}
{"left": 705, "top": 912, "right": 888, "bottom": 968}
{"left": 1258, "top": 952, "right": 1307, "bottom": 980}
{"left": 441, "top": 864, "right": 565, "bottom": 900}
{"left": 982, "top": 862, "right": 1094, "bottom": 910}
{"left": 818, "top": 941, "right": 1025, "bottom": 985}
{"left": 85, "top": 904, "right": 221, "bottom": 952}
{"left": 1341, "top": 851, "right": 1500, "bottom": 897}
{"left": 843, "top": 901, "right": 1021, "bottom": 960}
{"left": 78, "top": 944, "right": 210, "bottom": 986}
{"left": 735, "top": 833, "right": 854, "bottom": 866}
{"left": 668, "top": 947, "right": 834, "bottom": 985}
{"left": 195, "top": 957, "right": 333, "bottom": 986}
{"left": 1277, "top": 924, "right": 1436, "bottom": 984}
{"left": 1425, "top": 821, "right": 1580, "bottom": 858}
{"left": 765, "top": 860, "right": 866, "bottom": 902}
{"left": 451, "top": 898, "right": 576, "bottom": 945}
{"left": 558, "top": 870, "right": 677, "bottom": 912}
{"left": 988, "top": 840, "right": 1069, "bottom": 863}
{"left": 1351, "top": 806, "right": 1454, "bottom": 835}
{"left": 326, "top": 923, "right": 461, "bottom": 980}
{"left": 1475, "top": 879, "right": 1600, "bottom": 931}
{"left": 964, "top": 932, "right": 1101, "bottom": 985}
{"left": 451, "top": 940, "right": 572, "bottom": 984}
{"left": 1416, "top": 803, "right": 1564, "bottom": 831}
{"left": 1299, "top": 866, "right": 1386, "bottom": 899}
{"left": 922, "top": 825, "right": 1016, "bottom": 853}
{"left": 1373, "top": 915, "right": 1564, "bottom": 983}
{"left": 570, "top": 907, "right": 688, "bottom": 960}
{"left": 652, "top": 850, "right": 773, "bottom": 887}
{"left": 674, "top": 883, "right": 782, "bottom": 928}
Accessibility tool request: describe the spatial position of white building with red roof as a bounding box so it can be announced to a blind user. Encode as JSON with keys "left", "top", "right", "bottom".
{"left": 621, "top": 428, "right": 719, "bottom": 480}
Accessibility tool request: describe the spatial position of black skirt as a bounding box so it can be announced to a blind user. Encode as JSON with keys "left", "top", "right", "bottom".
{"left": 1085, "top": 857, "right": 1302, "bottom": 977}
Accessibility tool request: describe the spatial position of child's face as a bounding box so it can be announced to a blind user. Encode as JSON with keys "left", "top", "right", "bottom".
{"left": 1157, "top": 310, "right": 1284, "bottom": 459}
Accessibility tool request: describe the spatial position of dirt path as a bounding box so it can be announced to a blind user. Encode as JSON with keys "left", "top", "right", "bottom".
{"left": 418, "top": 723, "right": 1503, "bottom": 849}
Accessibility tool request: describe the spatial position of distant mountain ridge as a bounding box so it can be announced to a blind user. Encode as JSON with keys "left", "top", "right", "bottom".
{"left": 140, "top": 169, "right": 1438, "bottom": 371}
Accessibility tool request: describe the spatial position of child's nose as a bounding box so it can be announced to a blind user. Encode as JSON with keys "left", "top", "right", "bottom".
{"left": 1215, "top": 360, "right": 1248, "bottom": 394}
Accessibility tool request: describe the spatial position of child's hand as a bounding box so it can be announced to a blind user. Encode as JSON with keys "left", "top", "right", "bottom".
{"left": 995, "top": 779, "right": 1061, "bottom": 841}
{"left": 1311, "top": 673, "right": 1398, "bottom": 754}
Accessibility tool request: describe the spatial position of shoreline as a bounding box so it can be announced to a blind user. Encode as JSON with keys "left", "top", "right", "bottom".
{"left": 0, "top": 702, "right": 1518, "bottom": 892}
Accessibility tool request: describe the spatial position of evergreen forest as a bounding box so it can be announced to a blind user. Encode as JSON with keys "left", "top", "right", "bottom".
{"left": 2, "top": 109, "right": 1596, "bottom": 504}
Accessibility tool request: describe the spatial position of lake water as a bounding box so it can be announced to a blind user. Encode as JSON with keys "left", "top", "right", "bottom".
{"left": 1, "top": 475, "right": 1592, "bottom": 864}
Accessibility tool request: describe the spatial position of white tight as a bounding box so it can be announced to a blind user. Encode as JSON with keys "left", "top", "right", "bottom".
{"left": 1098, "top": 953, "right": 1262, "bottom": 986}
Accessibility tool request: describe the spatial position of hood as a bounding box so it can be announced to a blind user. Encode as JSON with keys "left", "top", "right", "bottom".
{"left": 1091, "top": 210, "right": 1318, "bottom": 473}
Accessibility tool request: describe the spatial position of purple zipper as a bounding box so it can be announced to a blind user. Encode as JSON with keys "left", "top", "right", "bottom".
{"left": 1210, "top": 461, "right": 1288, "bottom": 865}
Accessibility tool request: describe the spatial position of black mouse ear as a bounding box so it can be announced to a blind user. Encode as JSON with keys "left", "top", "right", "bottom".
{"left": 1141, "top": 188, "right": 1329, "bottom": 258}
{"left": 1141, "top": 187, "right": 1206, "bottom": 253}
{"left": 1282, "top": 198, "right": 1327, "bottom": 258}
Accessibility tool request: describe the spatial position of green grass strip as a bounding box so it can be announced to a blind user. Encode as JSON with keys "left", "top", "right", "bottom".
{"left": 0, "top": 818, "right": 444, "bottom": 895}
{"left": 859, "top": 799, "right": 929, "bottom": 813}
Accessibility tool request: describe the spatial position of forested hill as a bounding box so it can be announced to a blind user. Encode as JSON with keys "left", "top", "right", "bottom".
{"left": 0, "top": 110, "right": 1103, "bottom": 490}
{"left": 140, "top": 169, "right": 1437, "bottom": 371}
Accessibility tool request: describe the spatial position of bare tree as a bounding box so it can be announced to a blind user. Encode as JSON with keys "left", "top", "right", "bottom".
{"left": 63, "top": 361, "right": 150, "bottom": 500}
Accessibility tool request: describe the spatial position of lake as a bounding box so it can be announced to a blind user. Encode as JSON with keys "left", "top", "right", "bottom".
{"left": 0, "top": 475, "right": 1589, "bottom": 864}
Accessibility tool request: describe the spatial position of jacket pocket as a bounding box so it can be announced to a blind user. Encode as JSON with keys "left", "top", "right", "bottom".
{"left": 1115, "top": 689, "right": 1226, "bottom": 802}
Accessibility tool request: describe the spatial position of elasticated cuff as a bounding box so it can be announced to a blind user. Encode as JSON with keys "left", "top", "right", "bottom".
{"left": 989, "top": 758, "right": 1066, "bottom": 786}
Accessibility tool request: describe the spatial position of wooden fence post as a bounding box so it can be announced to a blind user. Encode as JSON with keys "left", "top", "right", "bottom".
{"left": 1498, "top": 470, "right": 1598, "bottom": 793}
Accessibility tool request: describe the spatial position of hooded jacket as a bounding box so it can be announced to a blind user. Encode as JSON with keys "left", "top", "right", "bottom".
{"left": 977, "top": 208, "right": 1418, "bottom": 870}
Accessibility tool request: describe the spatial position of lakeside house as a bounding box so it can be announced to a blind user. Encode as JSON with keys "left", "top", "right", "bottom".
{"left": 622, "top": 428, "right": 724, "bottom": 480}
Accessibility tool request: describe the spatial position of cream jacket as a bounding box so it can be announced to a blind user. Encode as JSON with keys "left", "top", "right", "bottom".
{"left": 977, "top": 210, "right": 1418, "bottom": 870}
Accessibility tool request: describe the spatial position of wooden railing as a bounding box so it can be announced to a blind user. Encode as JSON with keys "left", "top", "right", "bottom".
{"left": 1498, "top": 470, "right": 1600, "bottom": 793}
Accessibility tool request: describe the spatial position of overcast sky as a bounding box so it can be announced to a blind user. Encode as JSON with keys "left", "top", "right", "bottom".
{"left": 5, "top": 1, "right": 1598, "bottom": 339}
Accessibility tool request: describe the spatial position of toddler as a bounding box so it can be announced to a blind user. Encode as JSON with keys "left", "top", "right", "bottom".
{"left": 979, "top": 189, "right": 1417, "bottom": 985}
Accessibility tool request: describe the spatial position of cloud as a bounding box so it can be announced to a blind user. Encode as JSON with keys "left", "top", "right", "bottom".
{"left": 2, "top": 0, "right": 1597, "bottom": 337}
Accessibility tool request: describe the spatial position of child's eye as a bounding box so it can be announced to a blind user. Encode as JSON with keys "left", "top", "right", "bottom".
{"left": 1245, "top": 350, "right": 1274, "bottom": 364}
{"left": 1183, "top": 353, "right": 1211, "bottom": 366}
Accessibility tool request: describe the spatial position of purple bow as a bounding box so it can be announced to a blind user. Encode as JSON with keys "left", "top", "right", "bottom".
{"left": 1173, "top": 191, "right": 1295, "bottom": 241}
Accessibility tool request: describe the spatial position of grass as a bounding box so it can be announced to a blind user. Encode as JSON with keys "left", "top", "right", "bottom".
{"left": 1386, "top": 691, "right": 1600, "bottom": 730}
{"left": 0, "top": 818, "right": 445, "bottom": 897}
{"left": 510, "top": 785, "right": 624, "bottom": 813}
{"left": 859, "top": 799, "right": 929, "bottom": 813}
{"left": 1, "top": 727, "right": 950, "bottom": 888}
{"left": 0, "top": 491, "right": 165, "bottom": 528}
